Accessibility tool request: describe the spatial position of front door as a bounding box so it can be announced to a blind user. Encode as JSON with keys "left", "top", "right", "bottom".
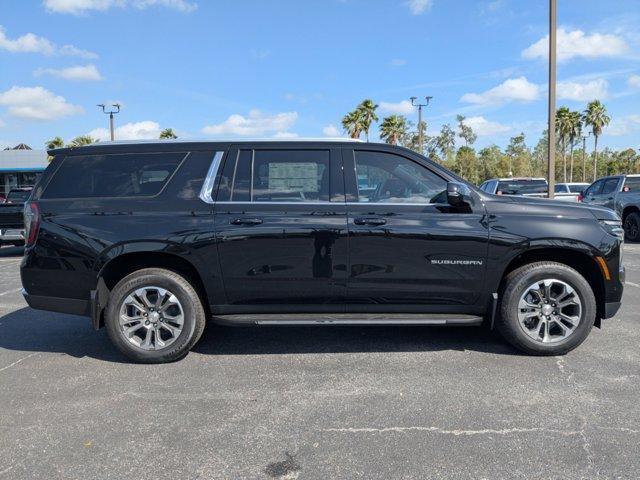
{"left": 343, "top": 147, "right": 489, "bottom": 311}
{"left": 214, "top": 146, "right": 348, "bottom": 310}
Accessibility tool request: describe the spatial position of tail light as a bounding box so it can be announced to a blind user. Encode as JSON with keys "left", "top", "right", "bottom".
{"left": 24, "top": 202, "right": 40, "bottom": 247}
{"left": 577, "top": 192, "right": 584, "bottom": 202}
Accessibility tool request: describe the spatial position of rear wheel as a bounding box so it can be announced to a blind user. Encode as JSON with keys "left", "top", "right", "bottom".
{"left": 105, "top": 268, "right": 206, "bottom": 363}
{"left": 497, "top": 262, "right": 596, "bottom": 355}
{"left": 624, "top": 211, "right": 640, "bottom": 242}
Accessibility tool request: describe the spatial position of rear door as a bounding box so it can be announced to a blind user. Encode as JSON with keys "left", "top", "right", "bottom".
{"left": 343, "top": 147, "right": 489, "bottom": 310}
{"left": 213, "top": 145, "right": 348, "bottom": 310}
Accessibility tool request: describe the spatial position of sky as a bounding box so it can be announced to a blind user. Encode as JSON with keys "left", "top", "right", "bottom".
{"left": 1, "top": 0, "right": 639, "bottom": 151}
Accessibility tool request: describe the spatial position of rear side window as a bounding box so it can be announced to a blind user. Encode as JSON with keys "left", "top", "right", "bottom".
{"left": 496, "top": 180, "right": 547, "bottom": 195}
{"left": 623, "top": 177, "right": 640, "bottom": 192}
{"left": 42, "top": 152, "right": 185, "bottom": 199}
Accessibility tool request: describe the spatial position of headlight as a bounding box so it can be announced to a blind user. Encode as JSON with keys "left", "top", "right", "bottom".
{"left": 599, "top": 219, "right": 624, "bottom": 239}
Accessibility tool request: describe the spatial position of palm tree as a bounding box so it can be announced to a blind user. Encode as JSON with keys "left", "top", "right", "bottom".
{"left": 379, "top": 115, "right": 408, "bottom": 145}
{"left": 68, "top": 135, "right": 97, "bottom": 148}
{"left": 159, "top": 128, "right": 178, "bottom": 139}
{"left": 45, "top": 136, "right": 64, "bottom": 150}
{"left": 341, "top": 110, "right": 364, "bottom": 139}
{"left": 567, "top": 110, "right": 582, "bottom": 182}
{"left": 583, "top": 100, "right": 611, "bottom": 181}
{"left": 356, "top": 99, "right": 379, "bottom": 142}
{"left": 555, "top": 107, "right": 571, "bottom": 182}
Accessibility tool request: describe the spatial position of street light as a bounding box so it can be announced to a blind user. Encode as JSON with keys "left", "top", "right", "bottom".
{"left": 547, "top": 0, "right": 557, "bottom": 199}
{"left": 97, "top": 103, "right": 121, "bottom": 141}
{"left": 410, "top": 96, "right": 432, "bottom": 155}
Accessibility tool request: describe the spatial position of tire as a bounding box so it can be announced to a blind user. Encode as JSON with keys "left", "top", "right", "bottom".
{"left": 624, "top": 211, "right": 640, "bottom": 242}
{"left": 497, "top": 261, "right": 596, "bottom": 356}
{"left": 105, "top": 268, "right": 206, "bottom": 363}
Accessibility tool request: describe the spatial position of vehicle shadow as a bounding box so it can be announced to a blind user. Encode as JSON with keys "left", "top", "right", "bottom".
{"left": 0, "top": 245, "right": 24, "bottom": 257}
{"left": 0, "top": 307, "right": 518, "bottom": 362}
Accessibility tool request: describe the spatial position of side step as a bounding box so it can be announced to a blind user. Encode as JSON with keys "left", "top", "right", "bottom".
{"left": 212, "top": 313, "right": 484, "bottom": 326}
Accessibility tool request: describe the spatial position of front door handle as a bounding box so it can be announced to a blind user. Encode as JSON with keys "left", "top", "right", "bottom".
{"left": 231, "top": 217, "right": 263, "bottom": 226}
{"left": 354, "top": 217, "right": 386, "bottom": 226}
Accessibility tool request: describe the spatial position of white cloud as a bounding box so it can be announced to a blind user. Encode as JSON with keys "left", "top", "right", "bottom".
{"left": 628, "top": 75, "right": 640, "bottom": 88}
{"left": 606, "top": 115, "right": 640, "bottom": 137}
{"left": 322, "top": 124, "right": 341, "bottom": 137}
{"left": 0, "top": 25, "right": 97, "bottom": 58}
{"left": 0, "top": 86, "right": 84, "bottom": 121}
{"left": 202, "top": 110, "right": 298, "bottom": 137}
{"left": 0, "top": 118, "right": 5, "bottom": 128}
{"left": 88, "top": 120, "right": 162, "bottom": 141}
{"left": 405, "top": 0, "right": 432, "bottom": 15}
{"left": 557, "top": 79, "right": 608, "bottom": 102}
{"left": 464, "top": 116, "right": 511, "bottom": 136}
{"left": 272, "top": 131, "right": 298, "bottom": 139}
{"left": 43, "top": 0, "right": 197, "bottom": 15}
{"left": 522, "top": 28, "right": 629, "bottom": 62}
{"left": 34, "top": 64, "right": 103, "bottom": 81}
{"left": 460, "top": 76, "right": 540, "bottom": 105}
{"left": 379, "top": 100, "right": 415, "bottom": 115}
{"left": 390, "top": 58, "right": 407, "bottom": 67}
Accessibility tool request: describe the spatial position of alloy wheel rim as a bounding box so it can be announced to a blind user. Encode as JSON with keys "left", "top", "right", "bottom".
{"left": 517, "top": 279, "right": 582, "bottom": 344}
{"left": 119, "top": 286, "right": 184, "bottom": 351}
{"left": 625, "top": 217, "right": 638, "bottom": 237}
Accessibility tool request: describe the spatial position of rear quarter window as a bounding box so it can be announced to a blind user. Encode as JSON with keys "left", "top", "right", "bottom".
{"left": 42, "top": 152, "right": 186, "bottom": 199}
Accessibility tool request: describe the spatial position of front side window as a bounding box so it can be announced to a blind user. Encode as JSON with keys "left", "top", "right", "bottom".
{"left": 585, "top": 180, "right": 604, "bottom": 197}
{"left": 602, "top": 178, "right": 620, "bottom": 195}
{"left": 354, "top": 151, "right": 446, "bottom": 203}
{"left": 43, "top": 152, "right": 185, "bottom": 199}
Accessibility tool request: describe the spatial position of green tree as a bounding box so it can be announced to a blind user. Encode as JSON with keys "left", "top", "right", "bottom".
{"left": 341, "top": 110, "right": 364, "bottom": 139}
{"left": 567, "top": 110, "right": 582, "bottom": 182}
{"left": 356, "top": 99, "right": 379, "bottom": 142}
{"left": 555, "top": 106, "right": 571, "bottom": 182}
{"left": 455, "top": 146, "right": 478, "bottom": 184}
{"left": 436, "top": 124, "right": 456, "bottom": 161}
{"left": 583, "top": 100, "right": 611, "bottom": 181}
{"left": 45, "top": 136, "right": 64, "bottom": 150}
{"left": 478, "top": 145, "right": 503, "bottom": 181}
{"left": 505, "top": 133, "right": 531, "bottom": 177}
{"left": 67, "top": 135, "right": 97, "bottom": 148}
{"left": 456, "top": 115, "right": 477, "bottom": 147}
{"left": 379, "top": 115, "right": 408, "bottom": 145}
{"left": 159, "top": 128, "right": 178, "bottom": 139}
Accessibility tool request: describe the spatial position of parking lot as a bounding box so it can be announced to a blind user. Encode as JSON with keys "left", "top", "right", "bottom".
{"left": 0, "top": 245, "right": 638, "bottom": 479}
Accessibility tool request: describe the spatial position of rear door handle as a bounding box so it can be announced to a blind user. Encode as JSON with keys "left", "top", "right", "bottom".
{"left": 354, "top": 217, "right": 386, "bottom": 226}
{"left": 231, "top": 217, "right": 263, "bottom": 225}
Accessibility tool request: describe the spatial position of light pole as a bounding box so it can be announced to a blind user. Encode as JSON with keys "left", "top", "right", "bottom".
{"left": 581, "top": 132, "right": 591, "bottom": 182}
{"left": 547, "top": 0, "right": 557, "bottom": 199}
{"left": 98, "top": 103, "right": 121, "bottom": 141}
{"left": 410, "top": 96, "right": 432, "bottom": 155}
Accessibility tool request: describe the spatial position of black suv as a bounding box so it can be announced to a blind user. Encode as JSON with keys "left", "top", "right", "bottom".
{"left": 21, "top": 140, "right": 625, "bottom": 362}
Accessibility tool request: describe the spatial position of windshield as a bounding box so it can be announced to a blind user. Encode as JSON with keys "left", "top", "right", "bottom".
{"left": 6, "top": 190, "right": 30, "bottom": 203}
{"left": 496, "top": 180, "right": 548, "bottom": 195}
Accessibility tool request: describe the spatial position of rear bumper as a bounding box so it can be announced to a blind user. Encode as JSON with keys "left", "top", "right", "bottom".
{"left": 22, "top": 289, "right": 89, "bottom": 317}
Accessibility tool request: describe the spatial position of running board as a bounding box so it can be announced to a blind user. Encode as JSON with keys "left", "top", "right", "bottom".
{"left": 212, "top": 313, "right": 484, "bottom": 326}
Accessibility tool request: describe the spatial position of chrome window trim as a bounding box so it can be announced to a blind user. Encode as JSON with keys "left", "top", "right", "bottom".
{"left": 214, "top": 201, "right": 447, "bottom": 207}
{"left": 199, "top": 151, "right": 225, "bottom": 204}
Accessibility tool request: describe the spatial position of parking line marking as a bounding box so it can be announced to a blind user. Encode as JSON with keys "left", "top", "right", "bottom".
{"left": 626, "top": 281, "right": 640, "bottom": 289}
{"left": 0, "top": 287, "right": 22, "bottom": 296}
{"left": 0, "top": 353, "right": 39, "bottom": 373}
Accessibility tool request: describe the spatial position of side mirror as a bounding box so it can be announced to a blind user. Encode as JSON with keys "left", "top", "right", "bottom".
{"left": 447, "top": 181, "right": 473, "bottom": 207}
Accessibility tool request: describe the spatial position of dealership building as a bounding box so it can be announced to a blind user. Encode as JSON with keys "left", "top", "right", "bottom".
{"left": 0, "top": 144, "right": 48, "bottom": 200}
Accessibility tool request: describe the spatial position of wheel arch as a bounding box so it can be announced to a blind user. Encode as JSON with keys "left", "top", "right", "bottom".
{"left": 94, "top": 244, "right": 211, "bottom": 329}
{"left": 497, "top": 246, "right": 606, "bottom": 324}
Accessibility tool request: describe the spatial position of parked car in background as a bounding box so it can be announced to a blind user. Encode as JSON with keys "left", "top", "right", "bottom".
{"left": 0, "top": 187, "right": 32, "bottom": 246}
{"left": 581, "top": 174, "right": 640, "bottom": 241}
{"left": 479, "top": 178, "right": 581, "bottom": 202}
{"left": 21, "top": 140, "right": 624, "bottom": 362}
{"left": 555, "top": 182, "right": 590, "bottom": 202}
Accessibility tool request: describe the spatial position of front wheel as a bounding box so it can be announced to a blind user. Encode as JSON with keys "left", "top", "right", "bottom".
{"left": 624, "top": 212, "right": 640, "bottom": 242}
{"left": 497, "top": 262, "right": 596, "bottom": 356}
{"left": 105, "top": 268, "right": 206, "bottom": 363}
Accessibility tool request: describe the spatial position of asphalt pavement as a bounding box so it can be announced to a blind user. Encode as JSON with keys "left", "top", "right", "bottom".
{"left": 0, "top": 244, "right": 638, "bottom": 479}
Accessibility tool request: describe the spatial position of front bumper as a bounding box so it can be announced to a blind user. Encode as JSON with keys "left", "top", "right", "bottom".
{"left": 604, "top": 301, "right": 622, "bottom": 319}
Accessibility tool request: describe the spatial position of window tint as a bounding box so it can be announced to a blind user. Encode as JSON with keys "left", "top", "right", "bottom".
{"left": 602, "top": 178, "right": 620, "bottom": 195}
{"left": 479, "top": 181, "right": 488, "bottom": 192}
{"left": 354, "top": 151, "right": 446, "bottom": 203}
{"left": 6, "top": 189, "right": 31, "bottom": 203}
{"left": 623, "top": 177, "right": 640, "bottom": 192}
{"left": 43, "top": 152, "right": 185, "bottom": 199}
{"left": 554, "top": 184, "right": 569, "bottom": 193}
{"left": 496, "top": 180, "right": 547, "bottom": 195}
{"left": 585, "top": 180, "right": 604, "bottom": 197}
{"left": 567, "top": 184, "right": 587, "bottom": 193}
